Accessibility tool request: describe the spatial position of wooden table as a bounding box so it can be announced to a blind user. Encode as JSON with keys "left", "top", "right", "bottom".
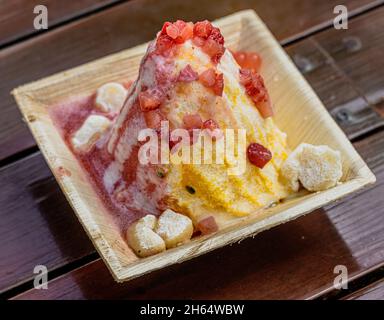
{"left": 1, "top": 0, "right": 384, "bottom": 300}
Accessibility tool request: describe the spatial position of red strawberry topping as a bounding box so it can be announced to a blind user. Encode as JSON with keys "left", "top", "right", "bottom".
{"left": 165, "top": 24, "right": 179, "bottom": 39}
{"left": 202, "top": 119, "right": 219, "bottom": 131}
{"left": 193, "top": 20, "right": 213, "bottom": 38}
{"left": 157, "top": 20, "right": 225, "bottom": 63}
{"left": 138, "top": 88, "right": 164, "bottom": 111}
{"left": 156, "top": 34, "right": 174, "bottom": 54}
{"left": 193, "top": 21, "right": 225, "bottom": 64}
{"left": 233, "top": 51, "right": 262, "bottom": 72}
{"left": 199, "top": 68, "right": 216, "bottom": 87}
{"left": 199, "top": 68, "right": 224, "bottom": 96}
{"left": 247, "top": 143, "right": 272, "bottom": 168}
{"left": 208, "top": 27, "right": 224, "bottom": 45}
{"left": 156, "top": 20, "right": 194, "bottom": 54}
{"left": 203, "top": 119, "right": 223, "bottom": 140}
{"left": 183, "top": 114, "right": 203, "bottom": 129}
{"left": 178, "top": 64, "right": 199, "bottom": 82}
{"left": 239, "top": 68, "right": 274, "bottom": 118}
{"left": 212, "top": 72, "right": 224, "bottom": 96}
{"left": 197, "top": 216, "right": 218, "bottom": 235}
{"left": 178, "top": 22, "right": 194, "bottom": 42}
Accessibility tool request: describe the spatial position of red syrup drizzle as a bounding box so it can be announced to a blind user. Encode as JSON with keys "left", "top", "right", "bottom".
{"left": 48, "top": 87, "right": 145, "bottom": 234}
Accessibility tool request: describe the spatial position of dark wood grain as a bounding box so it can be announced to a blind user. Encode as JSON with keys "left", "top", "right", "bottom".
{"left": 0, "top": 0, "right": 121, "bottom": 46}
{"left": 312, "top": 6, "right": 384, "bottom": 137}
{"left": 8, "top": 128, "right": 384, "bottom": 299}
{"left": 343, "top": 278, "right": 384, "bottom": 300}
{"left": 286, "top": 6, "right": 384, "bottom": 138}
{"left": 315, "top": 8, "right": 384, "bottom": 111}
{"left": 0, "top": 0, "right": 381, "bottom": 161}
{"left": 0, "top": 153, "right": 94, "bottom": 294}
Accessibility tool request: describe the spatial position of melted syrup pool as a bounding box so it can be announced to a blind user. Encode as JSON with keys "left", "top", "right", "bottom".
{"left": 49, "top": 90, "right": 143, "bottom": 234}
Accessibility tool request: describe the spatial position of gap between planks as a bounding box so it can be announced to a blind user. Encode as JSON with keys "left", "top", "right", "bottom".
{"left": 0, "top": 0, "right": 128, "bottom": 50}
{"left": 1, "top": 252, "right": 99, "bottom": 300}
{"left": 280, "top": 0, "right": 384, "bottom": 46}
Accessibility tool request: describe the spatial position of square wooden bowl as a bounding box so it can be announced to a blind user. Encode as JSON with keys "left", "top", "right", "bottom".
{"left": 12, "top": 10, "right": 375, "bottom": 282}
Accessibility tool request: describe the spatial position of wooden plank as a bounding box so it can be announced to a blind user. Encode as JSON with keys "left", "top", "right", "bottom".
{"left": 0, "top": 0, "right": 380, "bottom": 161}
{"left": 9, "top": 128, "right": 384, "bottom": 299}
{"left": 311, "top": 6, "right": 384, "bottom": 138}
{"left": 0, "top": 0, "right": 121, "bottom": 46}
{"left": 343, "top": 278, "right": 384, "bottom": 300}
{"left": 285, "top": 35, "right": 384, "bottom": 139}
{"left": 0, "top": 153, "right": 94, "bottom": 294}
{"left": 314, "top": 7, "right": 384, "bottom": 119}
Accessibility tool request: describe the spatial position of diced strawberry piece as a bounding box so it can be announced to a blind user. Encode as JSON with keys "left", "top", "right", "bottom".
{"left": 255, "top": 99, "right": 274, "bottom": 118}
{"left": 156, "top": 34, "right": 174, "bottom": 54}
{"left": 247, "top": 73, "right": 268, "bottom": 103}
{"left": 144, "top": 109, "right": 164, "bottom": 129}
{"left": 202, "top": 119, "right": 219, "bottom": 131}
{"left": 179, "top": 22, "right": 194, "bottom": 42}
{"left": 197, "top": 216, "right": 218, "bottom": 235}
{"left": 192, "top": 36, "right": 205, "bottom": 47}
{"left": 183, "top": 114, "right": 203, "bottom": 130}
{"left": 212, "top": 50, "right": 225, "bottom": 64}
{"left": 138, "top": 94, "right": 160, "bottom": 111}
{"left": 199, "top": 69, "right": 224, "bottom": 96}
{"left": 165, "top": 24, "right": 180, "bottom": 39}
{"left": 193, "top": 24, "right": 225, "bottom": 64}
{"left": 158, "top": 20, "right": 193, "bottom": 52}
{"left": 239, "top": 68, "right": 273, "bottom": 118}
{"left": 247, "top": 143, "right": 272, "bottom": 168}
{"left": 239, "top": 68, "right": 253, "bottom": 86}
{"left": 233, "top": 51, "right": 262, "bottom": 72}
{"left": 247, "top": 52, "right": 262, "bottom": 72}
{"left": 178, "top": 64, "right": 199, "bottom": 82}
{"left": 233, "top": 51, "right": 247, "bottom": 66}
{"left": 173, "top": 20, "right": 191, "bottom": 43}
{"left": 138, "top": 88, "right": 164, "bottom": 111}
{"left": 208, "top": 27, "right": 224, "bottom": 45}
{"left": 212, "top": 72, "right": 224, "bottom": 96}
{"left": 193, "top": 20, "right": 213, "bottom": 39}
{"left": 160, "top": 22, "right": 172, "bottom": 35}
{"left": 174, "top": 20, "right": 186, "bottom": 31}
{"left": 122, "top": 80, "right": 133, "bottom": 90}
{"left": 203, "top": 38, "right": 225, "bottom": 64}
{"left": 199, "top": 68, "right": 216, "bottom": 87}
